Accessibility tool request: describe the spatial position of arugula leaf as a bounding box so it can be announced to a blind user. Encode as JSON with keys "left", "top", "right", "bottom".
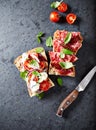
{"left": 20, "top": 71, "right": 28, "bottom": 80}
{"left": 32, "top": 71, "right": 40, "bottom": 76}
{"left": 64, "top": 32, "right": 72, "bottom": 44}
{"left": 59, "top": 62, "right": 74, "bottom": 69}
{"left": 36, "top": 32, "right": 44, "bottom": 44}
{"left": 36, "top": 92, "right": 45, "bottom": 99}
{"left": 51, "top": 1, "right": 61, "bottom": 8}
{"left": 57, "top": 77, "right": 63, "bottom": 86}
{"left": 30, "top": 59, "right": 39, "bottom": 67}
{"left": 46, "top": 36, "right": 53, "bottom": 47}
{"left": 60, "top": 51, "right": 65, "bottom": 58}
{"left": 35, "top": 47, "right": 44, "bottom": 53}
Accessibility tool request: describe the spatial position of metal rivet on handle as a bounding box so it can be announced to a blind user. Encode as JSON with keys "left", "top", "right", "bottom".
{"left": 66, "top": 101, "right": 70, "bottom": 105}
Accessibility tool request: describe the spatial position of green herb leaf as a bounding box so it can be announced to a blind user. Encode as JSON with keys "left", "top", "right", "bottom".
{"left": 35, "top": 47, "right": 44, "bottom": 53}
{"left": 32, "top": 71, "right": 40, "bottom": 76}
{"left": 51, "top": 1, "right": 61, "bottom": 8}
{"left": 30, "top": 59, "right": 39, "bottom": 67}
{"left": 46, "top": 36, "right": 53, "bottom": 47}
{"left": 37, "top": 32, "right": 44, "bottom": 37}
{"left": 36, "top": 32, "right": 44, "bottom": 44}
{"left": 20, "top": 71, "right": 28, "bottom": 80}
{"left": 59, "top": 62, "right": 74, "bottom": 69}
{"left": 57, "top": 77, "right": 63, "bottom": 86}
{"left": 62, "top": 48, "right": 73, "bottom": 55}
{"left": 60, "top": 51, "right": 65, "bottom": 58}
{"left": 64, "top": 32, "right": 72, "bottom": 44}
{"left": 37, "top": 37, "right": 41, "bottom": 44}
{"left": 36, "top": 92, "right": 45, "bottom": 99}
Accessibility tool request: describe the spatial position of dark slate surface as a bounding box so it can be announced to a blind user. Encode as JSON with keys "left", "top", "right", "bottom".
{"left": 0, "top": 0, "right": 96, "bottom": 130}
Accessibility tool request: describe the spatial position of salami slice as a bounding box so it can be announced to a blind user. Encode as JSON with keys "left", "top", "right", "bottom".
{"left": 53, "top": 30, "right": 83, "bottom": 53}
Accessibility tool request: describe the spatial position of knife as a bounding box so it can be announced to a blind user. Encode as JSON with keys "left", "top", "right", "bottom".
{"left": 56, "top": 66, "right": 96, "bottom": 117}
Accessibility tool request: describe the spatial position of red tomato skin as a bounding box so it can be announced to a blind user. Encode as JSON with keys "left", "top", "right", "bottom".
{"left": 40, "top": 80, "right": 50, "bottom": 91}
{"left": 24, "top": 59, "right": 33, "bottom": 72}
{"left": 57, "top": 2, "right": 68, "bottom": 13}
{"left": 66, "top": 13, "right": 77, "bottom": 24}
{"left": 50, "top": 11, "right": 60, "bottom": 23}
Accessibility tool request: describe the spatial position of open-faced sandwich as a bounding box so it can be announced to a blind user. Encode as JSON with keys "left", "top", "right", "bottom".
{"left": 14, "top": 47, "right": 54, "bottom": 97}
{"left": 49, "top": 30, "right": 83, "bottom": 76}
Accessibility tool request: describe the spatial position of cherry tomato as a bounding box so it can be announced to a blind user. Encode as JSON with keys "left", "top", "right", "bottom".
{"left": 50, "top": 11, "right": 60, "bottom": 22}
{"left": 57, "top": 2, "right": 68, "bottom": 13}
{"left": 40, "top": 80, "right": 50, "bottom": 91}
{"left": 24, "top": 59, "right": 33, "bottom": 72}
{"left": 66, "top": 13, "right": 77, "bottom": 24}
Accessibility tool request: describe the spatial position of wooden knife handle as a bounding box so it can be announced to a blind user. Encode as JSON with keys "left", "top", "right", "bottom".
{"left": 56, "top": 89, "right": 79, "bottom": 117}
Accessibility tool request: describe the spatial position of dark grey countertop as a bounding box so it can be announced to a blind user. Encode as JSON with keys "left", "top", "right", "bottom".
{"left": 0, "top": 0, "right": 96, "bottom": 130}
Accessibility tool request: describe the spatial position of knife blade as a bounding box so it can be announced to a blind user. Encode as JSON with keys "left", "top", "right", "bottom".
{"left": 56, "top": 66, "right": 96, "bottom": 117}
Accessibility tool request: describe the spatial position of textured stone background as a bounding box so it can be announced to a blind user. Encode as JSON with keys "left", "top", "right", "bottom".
{"left": 0, "top": 0, "right": 96, "bottom": 130}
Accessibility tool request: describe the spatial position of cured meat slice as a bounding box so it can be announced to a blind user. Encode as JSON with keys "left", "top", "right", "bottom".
{"left": 53, "top": 30, "right": 83, "bottom": 53}
{"left": 49, "top": 62, "right": 75, "bottom": 77}
{"left": 48, "top": 51, "right": 77, "bottom": 76}
{"left": 49, "top": 51, "right": 78, "bottom": 63}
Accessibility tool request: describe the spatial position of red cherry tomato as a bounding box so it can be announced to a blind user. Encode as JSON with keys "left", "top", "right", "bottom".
{"left": 40, "top": 80, "right": 50, "bottom": 91}
{"left": 50, "top": 11, "right": 60, "bottom": 22}
{"left": 66, "top": 13, "right": 77, "bottom": 24}
{"left": 57, "top": 2, "right": 68, "bottom": 13}
{"left": 24, "top": 59, "right": 33, "bottom": 72}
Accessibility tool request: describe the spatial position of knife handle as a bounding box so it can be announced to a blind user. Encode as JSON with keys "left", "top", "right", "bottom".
{"left": 56, "top": 89, "right": 79, "bottom": 117}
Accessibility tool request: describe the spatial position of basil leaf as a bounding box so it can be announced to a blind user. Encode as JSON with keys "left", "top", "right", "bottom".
{"left": 64, "top": 32, "right": 72, "bottom": 44}
{"left": 46, "top": 36, "right": 53, "bottom": 47}
{"left": 35, "top": 47, "right": 44, "bottom": 53}
{"left": 57, "top": 77, "right": 63, "bottom": 86}
{"left": 37, "top": 32, "right": 44, "bottom": 37}
{"left": 51, "top": 1, "right": 61, "bottom": 9}
{"left": 59, "top": 62, "right": 74, "bottom": 69}
{"left": 32, "top": 71, "right": 40, "bottom": 76}
{"left": 60, "top": 51, "right": 65, "bottom": 58}
{"left": 36, "top": 32, "right": 44, "bottom": 43}
{"left": 36, "top": 92, "right": 44, "bottom": 99}
{"left": 30, "top": 59, "right": 39, "bottom": 67}
{"left": 20, "top": 71, "right": 28, "bottom": 80}
{"left": 62, "top": 48, "right": 73, "bottom": 55}
{"left": 36, "top": 37, "right": 41, "bottom": 44}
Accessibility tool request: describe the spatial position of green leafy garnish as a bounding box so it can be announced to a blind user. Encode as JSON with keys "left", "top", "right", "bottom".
{"left": 32, "top": 71, "right": 40, "bottom": 76}
{"left": 60, "top": 51, "right": 65, "bottom": 58}
{"left": 64, "top": 32, "right": 72, "bottom": 44}
{"left": 37, "top": 37, "right": 41, "bottom": 44}
{"left": 50, "top": 0, "right": 63, "bottom": 8}
{"left": 57, "top": 77, "right": 63, "bottom": 86}
{"left": 60, "top": 49, "right": 73, "bottom": 58}
{"left": 46, "top": 36, "right": 53, "bottom": 47}
{"left": 30, "top": 59, "right": 39, "bottom": 67}
{"left": 36, "top": 32, "right": 44, "bottom": 44}
{"left": 36, "top": 92, "right": 45, "bottom": 99}
{"left": 51, "top": 1, "right": 61, "bottom": 8}
{"left": 59, "top": 62, "right": 74, "bottom": 69}
{"left": 37, "top": 32, "right": 44, "bottom": 37}
{"left": 62, "top": 48, "right": 73, "bottom": 55}
{"left": 20, "top": 71, "right": 28, "bottom": 80}
{"left": 35, "top": 47, "right": 44, "bottom": 53}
